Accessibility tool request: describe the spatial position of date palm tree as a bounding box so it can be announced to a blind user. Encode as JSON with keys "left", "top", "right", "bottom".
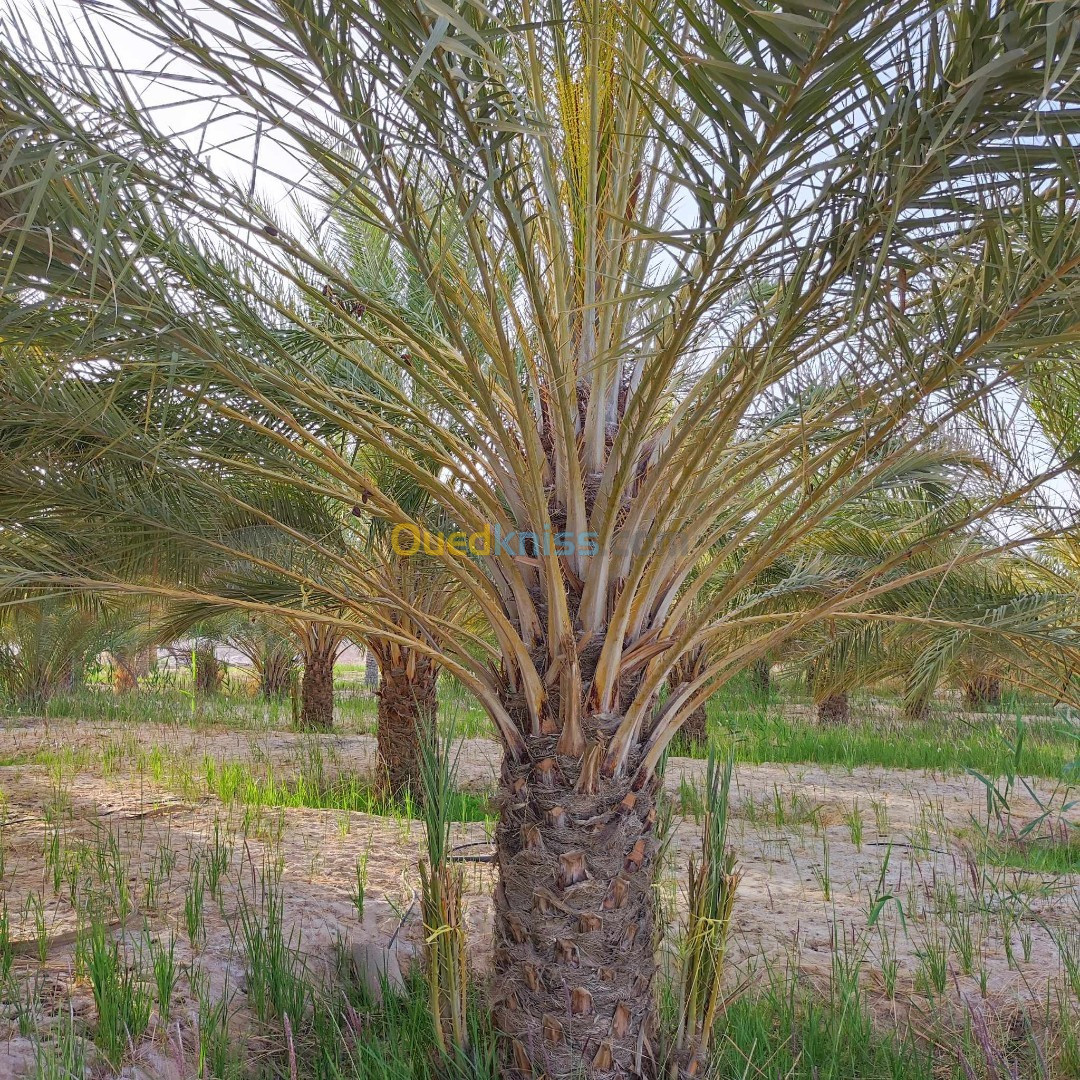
{"left": 219, "top": 615, "right": 299, "bottom": 700}
{"left": 668, "top": 453, "right": 1080, "bottom": 731}
{"left": 4, "top": 2, "right": 1080, "bottom": 1073}
{"left": 0, "top": 593, "right": 125, "bottom": 710}
{"left": 362, "top": 543, "right": 467, "bottom": 797}
{"left": 799, "top": 552, "right": 1079, "bottom": 722}
{"left": 294, "top": 619, "right": 346, "bottom": 730}
{"left": 0, "top": 338, "right": 465, "bottom": 783}
{"left": 105, "top": 599, "right": 158, "bottom": 692}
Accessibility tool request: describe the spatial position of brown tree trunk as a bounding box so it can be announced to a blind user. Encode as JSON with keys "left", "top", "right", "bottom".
{"left": 668, "top": 645, "right": 706, "bottom": 745}
{"left": 112, "top": 646, "right": 153, "bottom": 693}
{"left": 493, "top": 728, "right": 659, "bottom": 1078}
{"left": 259, "top": 645, "right": 296, "bottom": 699}
{"left": 817, "top": 691, "right": 849, "bottom": 725}
{"left": 365, "top": 649, "right": 380, "bottom": 692}
{"left": 375, "top": 647, "right": 436, "bottom": 798}
{"left": 963, "top": 674, "right": 1002, "bottom": 710}
{"left": 680, "top": 702, "right": 707, "bottom": 746}
{"left": 113, "top": 651, "right": 137, "bottom": 693}
{"left": 194, "top": 646, "right": 221, "bottom": 695}
{"left": 903, "top": 695, "right": 932, "bottom": 723}
{"left": 139, "top": 646, "right": 155, "bottom": 676}
{"left": 299, "top": 637, "right": 336, "bottom": 731}
{"left": 749, "top": 657, "right": 771, "bottom": 696}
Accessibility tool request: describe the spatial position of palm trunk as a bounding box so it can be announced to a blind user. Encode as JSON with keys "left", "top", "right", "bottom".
{"left": 816, "top": 691, "right": 849, "bottom": 725}
{"left": 136, "top": 645, "right": 154, "bottom": 682}
{"left": 493, "top": 728, "right": 659, "bottom": 1078}
{"left": 194, "top": 645, "right": 221, "bottom": 695}
{"left": 669, "top": 645, "right": 706, "bottom": 746}
{"left": 112, "top": 646, "right": 152, "bottom": 693}
{"left": 259, "top": 646, "right": 296, "bottom": 699}
{"left": 749, "top": 657, "right": 771, "bottom": 696}
{"left": 113, "top": 662, "right": 138, "bottom": 692}
{"left": 365, "top": 649, "right": 379, "bottom": 692}
{"left": 903, "top": 695, "right": 931, "bottom": 723}
{"left": 963, "top": 674, "right": 1002, "bottom": 710}
{"left": 375, "top": 646, "right": 435, "bottom": 798}
{"left": 680, "top": 703, "right": 707, "bottom": 746}
{"left": 299, "top": 636, "right": 336, "bottom": 731}
{"left": 903, "top": 676, "right": 931, "bottom": 723}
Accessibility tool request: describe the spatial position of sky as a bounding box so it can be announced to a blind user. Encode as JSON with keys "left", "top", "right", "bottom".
{"left": 18, "top": 0, "right": 310, "bottom": 216}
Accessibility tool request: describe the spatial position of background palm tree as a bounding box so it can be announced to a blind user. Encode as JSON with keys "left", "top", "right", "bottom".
{"left": 0, "top": 593, "right": 124, "bottom": 710}
{"left": 668, "top": 457, "right": 1080, "bottom": 730}
{"left": 789, "top": 506, "right": 1080, "bottom": 723}
{"left": 0, "top": 329, "right": 469, "bottom": 781}
{"left": 104, "top": 599, "right": 158, "bottom": 693}
{"left": 3, "top": 3, "right": 1080, "bottom": 1074}
{"left": 293, "top": 619, "right": 346, "bottom": 730}
{"left": 218, "top": 614, "right": 299, "bottom": 699}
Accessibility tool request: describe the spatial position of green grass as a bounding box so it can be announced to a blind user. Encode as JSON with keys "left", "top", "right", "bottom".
{"left": 993, "top": 829, "right": 1080, "bottom": 875}
{"left": 78, "top": 918, "right": 153, "bottom": 1068}
{"left": 203, "top": 757, "right": 494, "bottom": 823}
{"left": 705, "top": 983, "right": 946, "bottom": 1079}
{"left": 168, "top": 959, "right": 1073, "bottom": 1080}
{"left": 0, "top": 735, "right": 494, "bottom": 824}
{"left": 243, "top": 967, "right": 500, "bottom": 1080}
{"left": 968, "top": 684, "right": 1063, "bottom": 717}
{"left": 1, "top": 743, "right": 494, "bottom": 826}
{"left": 697, "top": 972, "right": 1065, "bottom": 1080}
{"left": 663, "top": 674, "right": 1079, "bottom": 778}
{"left": 1, "top": 678, "right": 496, "bottom": 738}
{"left": 236, "top": 875, "right": 312, "bottom": 1027}
{"left": 715, "top": 709, "right": 1074, "bottom": 776}
{"left": 4, "top": 669, "right": 1076, "bottom": 780}
{"left": 0, "top": 685, "right": 290, "bottom": 730}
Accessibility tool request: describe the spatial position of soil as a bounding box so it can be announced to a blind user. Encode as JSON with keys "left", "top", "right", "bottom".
{"left": 0, "top": 716, "right": 1077, "bottom": 1077}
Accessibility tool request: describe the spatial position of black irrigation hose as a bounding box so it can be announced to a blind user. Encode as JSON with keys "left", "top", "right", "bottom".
{"left": 449, "top": 839, "right": 495, "bottom": 863}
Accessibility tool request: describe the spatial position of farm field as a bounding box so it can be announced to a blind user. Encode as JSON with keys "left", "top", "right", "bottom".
{"left": 1, "top": 682, "right": 1077, "bottom": 1078}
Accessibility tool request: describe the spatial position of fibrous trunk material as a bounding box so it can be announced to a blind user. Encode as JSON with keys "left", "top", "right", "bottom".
{"left": 816, "top": 692, "right": 849, "bottom": 725}
{"left": 749, "top": 658, "right": 771, "bottom": 697}
{"left": 963, "top": 675, "right": 1002, "bottom": 710}
{"left": 259, "top": 647, "right": 296, "bottom": 699}
{"left": 194, "top": 646, "right": 221, "bottom": 695}
{"left": 113, "top": 661, "right": 137, "bottom": 692}
{"left": 680, "top": 704, "right": 707, "bottom": 746}
{"left": 112, "top": 646, "right": 152, "bottom": 692}
{"left": 299, "top": 640, "right": 336, "bottom": 730}
{"left": 669, "top": 646, "right": 707, "bottom": 746}
{"left": 375, "top": 647, "right": 435, "bottom": 798}
{"left": 493, "top": 728, "right": 660, "bottom": 1078}
{"left": 365, "top": 650, "right": 379, "bottom": 692}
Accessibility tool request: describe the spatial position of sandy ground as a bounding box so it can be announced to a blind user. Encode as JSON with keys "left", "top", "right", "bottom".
{"left": 0, "top": 717, "right": 1077, "bottom": 1077}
